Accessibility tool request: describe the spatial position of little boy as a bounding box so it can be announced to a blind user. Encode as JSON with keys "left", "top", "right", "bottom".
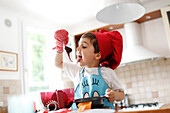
{"left": 54, "top": 29, "right": 125, "bottom": 109}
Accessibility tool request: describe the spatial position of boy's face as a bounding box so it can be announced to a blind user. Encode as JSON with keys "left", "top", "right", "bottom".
{"left": 76, "top": 37, "right": 101, "bottom": 67}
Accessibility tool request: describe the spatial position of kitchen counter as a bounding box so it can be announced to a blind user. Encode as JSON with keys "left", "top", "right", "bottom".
{"left": 38, "top": 104, "right": 170, "bottom": 113}
{"left": 69, "top": 108, "right": 170, "bottom": 113}
{"left": 118, "top": 108, "right": 170, "bottom": 113}
{"left": 38, "top": 108, "right": 170, "bottom": 113}
{"left": 0, "top": 107, "right": 8, "bottom": 113}
{"left": 117, "top": 104, "right": 170, "bottom": 113}
{"left": 160, "top": 104, "right": 170, "bottom": 109}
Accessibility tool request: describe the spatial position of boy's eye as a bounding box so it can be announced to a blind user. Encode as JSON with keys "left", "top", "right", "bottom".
{"left": 82, "top": 46, "right": 87, "bottom": 48}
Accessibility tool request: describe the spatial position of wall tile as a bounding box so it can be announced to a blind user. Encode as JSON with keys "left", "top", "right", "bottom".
{"left": 130, "top": 70, "right": 136, "bottom": 76}
{"left": 9, "top": 86, "right": 17, "bottom": 95}
{"left": 137, "top": 75, "right": 143, "bottom": 81}
{"left": 131, "top": 76, "right": 137, "bottom": 82}
{"left": 126, "top": 82, "right": 132, "bottom": 89}
{"left": 0, "top": 81, "right": 3, "bottom": 86}
{"left": 129, "top": 64, "right": 135, "bottom": 70}
{"left": 154, "top": 66, "right": 160, "bottom": 72}
{"left": 125, "top": 71, "right": 131, "bottom": 77}
{"left": 132, "top": 82, "right": 138, "bottom": 88}
{"left": 116, "top": 58, "right": 170, "bottom": 104}
{"left": 138, "top": 81, "right": 144, "bottom": 87}
{"left": 144, "top": 87, "right": 151, "bottom": 93}
{"left": 146, "top": 98, "right": 153, "bottom": 103}
{"left": 161, "top": 72, "right": 168, "bottom": 78}
{"left": 124, "top": 66, "right": 130, "bottom": 71}
{"left": 165, "top": 58, "right": 170, "bottom": 65}
{"left": 0, "top": 87, "right": 3, "bottom": 95}
{"left": 164, "top": 91, "right": 170, "bottom": 97}
{"left": 0, "top": 80, "right": 21, "bottom": 107}
{"left": 146, "top": 93, "right": 152, "bottom": 99}
{"left": 159, "top": 97, "right": 168, "bottom": 103}
{"left": 160, "top": 65, "right": 167, "bottom": 71}
{"left": 136, "top": 69, "right": 142, "bottom": 75}
{"left": 142, "top": 68, "right": 148, "bottom": 74}
{"left": 167, "top": 70, "right": 170, "bottom": 75}
{"left": 150, "top": 80, "right": 157, "bottom": 86}
{"left": 3, "top": 95, "right": 7, "bottom": 107}
{"left": 166, "top": 65, "right": 170, "bottom": 71}
{"left": 146, "top": 61, "right": 152, "bottom": 67}
{"left": 148, "top": 67, "right": 154, "bottom": 73}
{"left": 135, "top": 64, "right": 141, "bottom": 69}
{"left": 0, "top": 96, "right": 3, "bottom": 102}
{"left": 158, "top": 91, "right": 165, "bottom": 97}
{"left": 139, "top": 93, "right": 146, "bottom": 99}
{"left": 152, "top": 91, "right": 158, "bottom": 98}
{"left": 143, "top": 74, "right": 149, "bottom": 81}
{"left": 3, "top": 87, "right": 9, "bottom": 95}
{"left": 133, "top": 88, "right": 139, "bottom": 94}
{"left": 3, "top": 80, "right": 19, "bottom": 87}
{"left": 152, "top": 60, "right": 158, "bottom": 66}
{"left": 158, "top": 59, "right": 165, "bottom": 65}
{"left": 126, "top": 88, "right": 133, "bottom": 94}
{"left": 138, "top": 87, "right": 144, "bottom": 93}
{"left": 140, "top": 62, "right": 146, "bottom": 68}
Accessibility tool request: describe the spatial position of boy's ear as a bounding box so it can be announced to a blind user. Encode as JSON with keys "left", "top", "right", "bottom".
{"left": 95, "top": 52, "right": 101, "bottom": 60}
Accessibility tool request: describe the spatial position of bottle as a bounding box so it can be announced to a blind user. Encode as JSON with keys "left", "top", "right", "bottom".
{"left": 124, "top": 94, "right": 129, "bottom": 107}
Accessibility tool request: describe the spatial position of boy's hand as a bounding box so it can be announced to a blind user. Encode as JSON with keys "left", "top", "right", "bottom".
{"left": 105, "top": 89, "right": 115, "bottom": 103}
{"left": 53, "top": 29, "right": 69, "bottom": 52}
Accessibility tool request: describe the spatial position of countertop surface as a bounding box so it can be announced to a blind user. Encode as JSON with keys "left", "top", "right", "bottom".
{"left": 160, "top": 104, "right": 170, "bottom": 109}
{"left": 38, "top": 104, "right": 170, "bottom": 113}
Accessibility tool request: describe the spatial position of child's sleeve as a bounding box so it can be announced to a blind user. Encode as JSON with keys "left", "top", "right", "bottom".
{"left": 63, "top": 62, "right": 80, "bottom": 80}
{"left": 108, "top": 69, "right": 124, "bottom": 92}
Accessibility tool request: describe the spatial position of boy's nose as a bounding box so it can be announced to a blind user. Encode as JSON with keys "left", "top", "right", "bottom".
{"left": 76, "top": 47, "right": 80, "bottom": 51}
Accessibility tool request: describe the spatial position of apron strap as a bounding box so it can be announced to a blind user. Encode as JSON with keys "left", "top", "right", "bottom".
{"left": 98, "top": 65, "right": 102, "bottom": 77}
{"left": 80, "top": 67, "right": 85, "bottom": 80}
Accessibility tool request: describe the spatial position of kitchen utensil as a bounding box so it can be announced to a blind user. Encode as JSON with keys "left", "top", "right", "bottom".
{"left": 74, "top": 96, "right": 107, "bottom": 108}
{"left": 40, "top": 90, "right": 68, "bottom": 111}
{"left": 40, "top": 89, "right": 74, "bottom": 111}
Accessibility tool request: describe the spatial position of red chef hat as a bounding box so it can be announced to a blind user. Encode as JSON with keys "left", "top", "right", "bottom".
{"left": 92, "top": 29, "right": 123, "bottom": 70}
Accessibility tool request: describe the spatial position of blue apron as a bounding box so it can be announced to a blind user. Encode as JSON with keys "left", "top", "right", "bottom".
{"left": 71, "top": 66, "right": 114, "bottom": 110}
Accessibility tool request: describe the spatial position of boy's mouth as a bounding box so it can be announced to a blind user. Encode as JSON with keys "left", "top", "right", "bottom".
{"left": 77, "top": 55, "right": 82, "bottom": 63}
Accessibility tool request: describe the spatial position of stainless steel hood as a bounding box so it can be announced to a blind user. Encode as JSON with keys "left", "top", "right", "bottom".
{"left": 120, "top": 22, "right": 163, "bottom": 65}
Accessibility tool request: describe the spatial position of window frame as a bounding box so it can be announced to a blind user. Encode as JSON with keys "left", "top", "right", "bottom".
{"left": 21, "top": 21, "right": 56, "bottom": 94}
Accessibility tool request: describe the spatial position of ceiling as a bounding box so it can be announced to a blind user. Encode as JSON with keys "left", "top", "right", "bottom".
{"left": 0, "top": 0, "right": 170, "bottom": 34}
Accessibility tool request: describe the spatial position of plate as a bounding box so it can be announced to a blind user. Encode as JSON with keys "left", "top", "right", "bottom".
{"left": 69, "top": 109, "right": 115, "bottom": 113}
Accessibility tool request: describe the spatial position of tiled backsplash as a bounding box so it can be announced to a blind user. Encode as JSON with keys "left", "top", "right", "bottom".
{"left": 115, "top": 58, "right": 170, "bottom": 104}
{"left": 0, "top": 80, "right": 21, "bottom": 107}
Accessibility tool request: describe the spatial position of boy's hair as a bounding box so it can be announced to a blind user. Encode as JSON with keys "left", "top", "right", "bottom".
{"left": 81, "top": 32, "right": 100, "bottom": 53}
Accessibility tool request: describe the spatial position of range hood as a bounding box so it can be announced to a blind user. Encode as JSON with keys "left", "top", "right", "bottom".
{"left": 120, "top": 22, "right": 162, "bottom": 65}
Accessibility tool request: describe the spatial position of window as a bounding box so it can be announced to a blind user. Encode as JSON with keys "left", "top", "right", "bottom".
{"left": 22, "top": 23, "right": 74, "bottom": 95}
{"left": 25, "top": 26, "right": 49, "bottom": 92}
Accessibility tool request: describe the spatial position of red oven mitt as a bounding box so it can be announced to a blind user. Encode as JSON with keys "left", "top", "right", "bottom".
{"left": 53, "top": 29, "right": 69, "bottom": 52}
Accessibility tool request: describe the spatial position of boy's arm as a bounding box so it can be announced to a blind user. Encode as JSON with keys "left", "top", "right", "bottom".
{"left": 105, "top": 89, "right": 125, "bottom": 103}
{"left": 53, "top": 29, "right": 69, "bottom": 69}
{"left": 55, "top": 52, "right": 63, "bottom": 69}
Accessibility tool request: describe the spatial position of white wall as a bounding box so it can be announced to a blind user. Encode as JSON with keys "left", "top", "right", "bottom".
{"left": 117, "top": 18, "right": 170, "bottom": 57}
{"left": 0, "top": 5, "right": 20, "bottom": 79}
{"left": 141, "top": 18, "right": 170, "bottom": 56}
